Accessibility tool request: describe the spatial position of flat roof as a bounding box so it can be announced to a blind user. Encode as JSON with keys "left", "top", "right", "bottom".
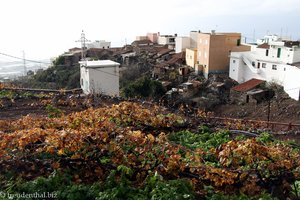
{"left": 80, "top": 60, "right": 120, "bottom": 68}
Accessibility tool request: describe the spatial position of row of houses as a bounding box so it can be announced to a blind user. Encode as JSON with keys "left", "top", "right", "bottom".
{"left": 135, "top": 31, "right": 300, "bottom": 101}
{"left": 135, "top": 31, "right": 250, "bottom": 78}
{"left": 77, "top": 31, "right": 300, "bottom": 101}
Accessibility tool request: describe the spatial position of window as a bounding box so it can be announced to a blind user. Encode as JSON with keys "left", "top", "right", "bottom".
{"left": 199, "top": 39, "right": 202, "bottom": 43}
{"left": 237, "top": 39, "right": 241, "bottom": 46}
{"left": 205, "top": 40, "right": 208, "bottom": 45}
{"left": 257, "top": 62, "right": 260, "bottom": 68}
{"left": 169, "top": 38, "right": 175, "bottom": 43}
{"left": 266, "top": 49, "right": 269, "bottom": 56}
{"left": 272, "top": 65, "right": 277, "bottom": 70}
{"left": 204, "top": 52, "right": 207, "bottom": 58}
{"left": 199, "top": 51, "right": 201, "bottom": 57}
{"left": 232, "top": 60, "right": 236, "bottom": 64}
{"left": 262, "top": 63, "right": 266, "bottom": 68}
{"left": 277, "top": 48, "right": 281, "bottom": 58}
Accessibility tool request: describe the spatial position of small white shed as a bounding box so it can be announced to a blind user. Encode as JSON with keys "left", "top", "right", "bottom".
{"left": 80, "top": 60, "right": 120, "bottom": 96}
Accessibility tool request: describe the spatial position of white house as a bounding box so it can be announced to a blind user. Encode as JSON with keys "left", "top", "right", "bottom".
{"left": 158, "top": 34, "right": 177, "bottom": 46}
{"left": 80, "top": 60, "right": 120, "bottom": 96}
{"left": 86, "top": 40, "right": 111, "bottom": 49}
{"left": 229, "top": 35, "right": 300, "bottom": 100}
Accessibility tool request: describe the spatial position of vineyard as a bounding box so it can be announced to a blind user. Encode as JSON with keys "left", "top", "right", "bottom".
{"left": 0, "top": 97, "right": 300, "bottom": 199}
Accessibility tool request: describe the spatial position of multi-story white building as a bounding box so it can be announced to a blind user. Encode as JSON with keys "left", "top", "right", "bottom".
{"left": 229, "top": 35, "right": 300, "bottom": 100}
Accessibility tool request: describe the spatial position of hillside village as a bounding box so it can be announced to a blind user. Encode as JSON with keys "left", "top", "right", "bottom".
{"left": 27, "top": 30, "right": 294, "bottom": 120}
{"left": 1, "top": 31, "right": 300, "bottom": 199}
{"left": 3, "top": 30, "right": 298, "bottom": 124}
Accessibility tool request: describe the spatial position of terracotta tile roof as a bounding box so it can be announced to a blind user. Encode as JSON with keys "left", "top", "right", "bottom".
{"left": 257, "top": 43, "right": 270, "bottom": 49}
{"left": 165, "top": 52, "right": 185, "bottom": 65}
{"left": 157, "top": 48, "right": 174, "bottom": 56}
{"left": 232, "top": 78, "right": 265, "bottom": 92}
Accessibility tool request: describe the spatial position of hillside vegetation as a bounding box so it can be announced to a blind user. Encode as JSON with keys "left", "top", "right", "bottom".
{"left": 0, "top": 101, "right": 300, "bottom": 199}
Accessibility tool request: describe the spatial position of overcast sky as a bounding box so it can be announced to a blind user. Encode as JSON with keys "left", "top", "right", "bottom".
{"left": 1, "top": 0, "right": 300, "bottom": 61}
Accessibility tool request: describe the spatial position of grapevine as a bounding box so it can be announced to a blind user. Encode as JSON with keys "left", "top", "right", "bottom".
{"left": 0, "top": 101, "right": 299, "bottom": 199}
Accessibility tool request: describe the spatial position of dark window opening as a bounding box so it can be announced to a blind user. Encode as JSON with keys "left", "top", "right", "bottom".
{"left": 277, "top": 48, "right": 281, "bottom": 58}
{"left": 237, "top": 39, "right": 241, "bottom": 46}
{"left": 266, "top": 49, "right": 269, "bottom": 56}
{"left": 169, "top": 38, "right": 175, "bottom": 43}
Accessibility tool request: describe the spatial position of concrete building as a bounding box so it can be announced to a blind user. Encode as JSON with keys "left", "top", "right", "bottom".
{"left": 196, "top": 31, "right": 249, "bottom": 78}
{"left": 189, "top": 31, "right": 200, "bottom": 48}
{"left": 136, "top": 36, "right": 148, "bottom": 41}
{"left": 158, "top": 34, "right": 177, "bottom": 46}
{"left": 87, "top": 40, "right": 111, "bottom": 49}
{"left": 80, "top": 60, "right": 120, "bottom": 96}
{"left": 175, "top": 36, "right": 191, "bottom": 53}
{"left": 147, "top": 32, "right": 159, "bottom": 43}
{"left": 185, "top": 48, "right": 197, "bottom": 68}
{"left": 229, "top": 35, "right": 300, "bottom": 100}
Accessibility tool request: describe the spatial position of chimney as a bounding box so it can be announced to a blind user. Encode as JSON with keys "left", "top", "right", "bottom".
{"left": 198, "top": 30, "right": 201, "bottom": 33}
{"left": 174, "top": 33, "right": 177, "bottom": 37}
{"left": 211, "top": 30, "right": 216, "bottom": 35}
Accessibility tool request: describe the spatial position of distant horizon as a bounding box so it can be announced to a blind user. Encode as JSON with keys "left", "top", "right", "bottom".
{"left": 1, "top": 29, "right": 298, "bottom": 61}
{"left": 1, "top": 0, "right": 299, "bottom": 61}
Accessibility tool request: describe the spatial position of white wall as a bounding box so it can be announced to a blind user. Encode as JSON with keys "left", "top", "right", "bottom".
{"left": 229, "top": 51, "right": 300, "bottom": 100}
{"left": 175, "top": 37, "right": 190, "bottom": 53}
{"left": 283, "top": 65, "right": 300, "bottom": 100}
{"left": 88, "top": 66, "right": 119, "bottom": 96}
{"left": 158, "top": 36, "right": 176, "bottom": 45}
{"left": 189, "top": 31, "right": 198, "bottom": 48}
{"left": 292, "top": 47, "right": 300, "bottom": 63}
{"left": 80, "top": 66, "right": 89, "bottom": 93}
{"left": 256, "top": 44, "right": 300, "bottom": 65}
{"left": 80, "top": 60, "right": 120, "bottom": 96}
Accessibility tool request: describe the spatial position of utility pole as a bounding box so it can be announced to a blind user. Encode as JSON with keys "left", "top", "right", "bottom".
{"left": 22, "top": 51, "right": 27, "bottom": 76}
{"left": 76, "top": 30, "right": 90, "bottom": 62}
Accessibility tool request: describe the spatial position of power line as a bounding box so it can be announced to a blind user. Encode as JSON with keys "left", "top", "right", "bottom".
{"left": 94, "top": 68, "right": 119, "bottom": 77}
{"left": 285, "top": 86, "right": 300, "bottom": 91}
{"left": 0, "top": 52, "right": 51, "bottom": 65}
